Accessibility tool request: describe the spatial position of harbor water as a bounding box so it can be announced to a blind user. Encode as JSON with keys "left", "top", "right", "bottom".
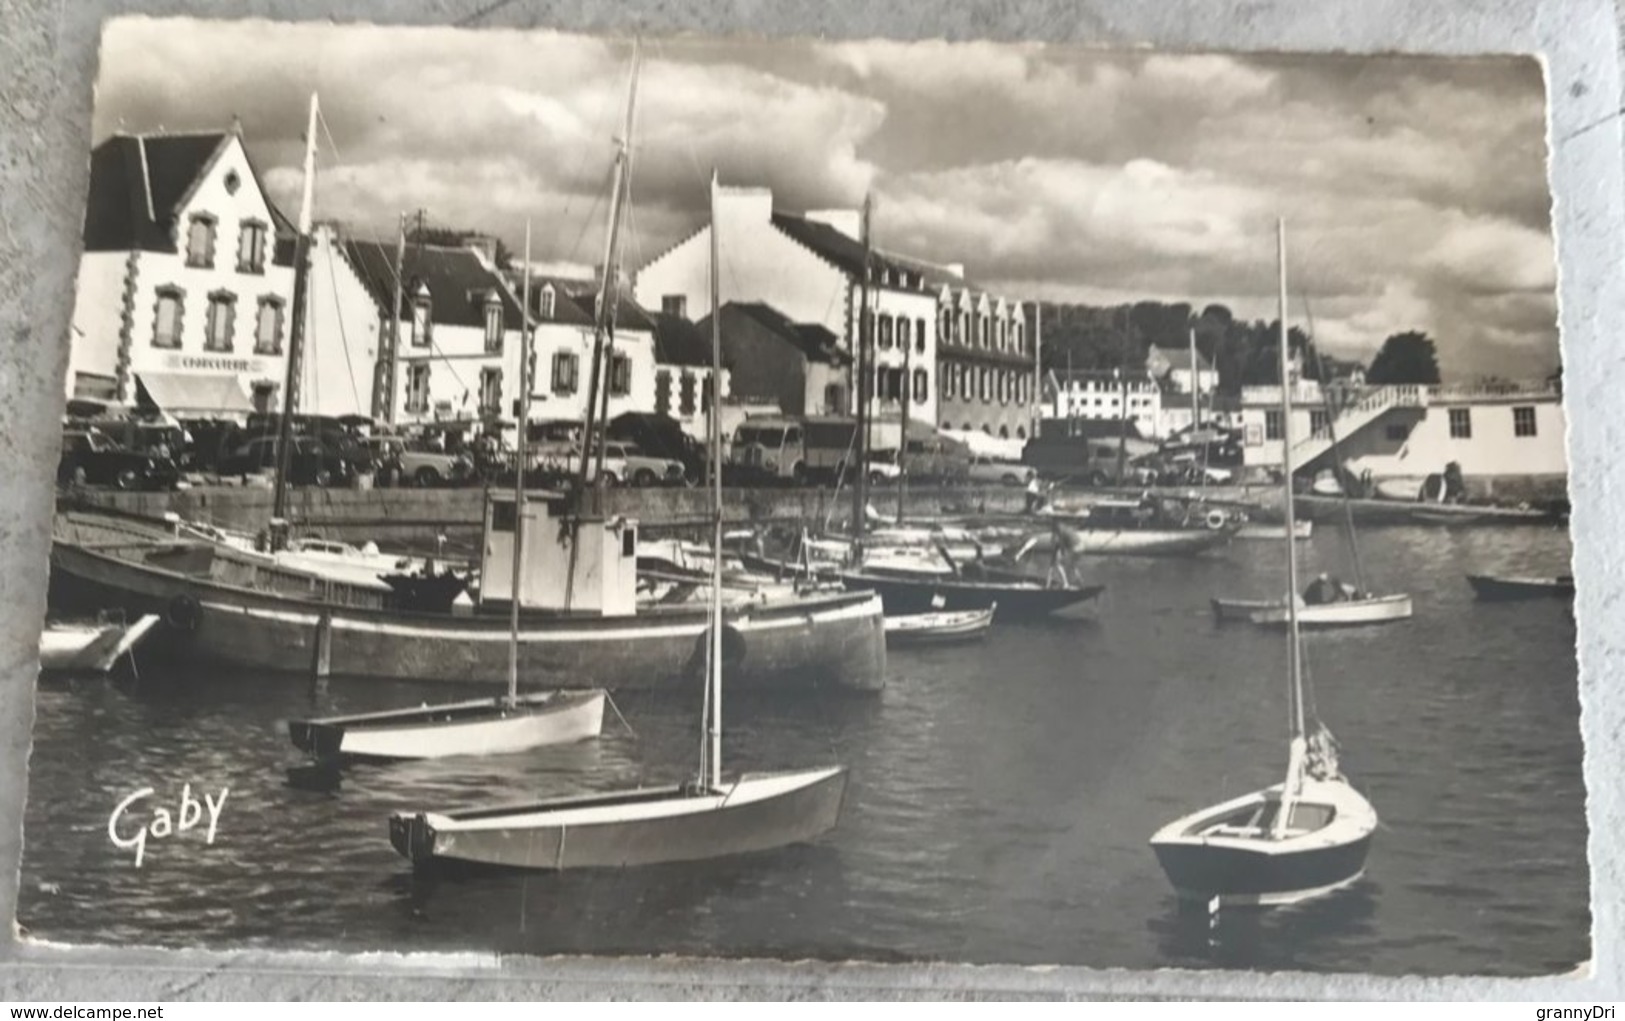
{"left": 19, "top": 524, "right": 1587, "bottom": 975}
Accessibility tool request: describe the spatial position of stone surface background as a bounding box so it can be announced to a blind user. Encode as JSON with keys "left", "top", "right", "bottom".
{"left": 0, "top": 0, "right": 1620, "bottom": 1000}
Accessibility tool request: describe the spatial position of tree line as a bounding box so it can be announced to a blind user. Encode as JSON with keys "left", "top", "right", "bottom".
{"left": 1029, "top": 300, "right": 1442, "bottom": 393}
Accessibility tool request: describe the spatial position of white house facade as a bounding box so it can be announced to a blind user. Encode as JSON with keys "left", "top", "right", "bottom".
{"left": 68, "top": 129, "right": 298, "bottom": 419}
{"left": 1042, "top": 368, "right": 1163, "bottom": 437}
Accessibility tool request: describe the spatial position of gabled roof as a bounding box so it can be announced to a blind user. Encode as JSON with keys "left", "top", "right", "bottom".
{"left": 341, "top": 240, "right": 524, "bottom": 330}
{"left": 83, "top": 131, "right": 295, "bottom": 261}
{"left": 649, "top": 313, "right": 716, "bottom": 368}
{"left": 769, "top": 212, "right": 972, "bottom": 293}
{"left": 719, "top": 301, "right": 849, "bottom": 366}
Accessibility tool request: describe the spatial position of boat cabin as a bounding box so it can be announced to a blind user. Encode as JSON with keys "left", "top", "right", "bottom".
{"left": 1194, "top": 795, "right": 1337, "bottom": 841}
{"left": 479, "top": 491, "right": 639, "bottom": 616}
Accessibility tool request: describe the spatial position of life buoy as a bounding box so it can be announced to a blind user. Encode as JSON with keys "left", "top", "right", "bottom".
{"left": 165, "top": 593, "right": 203, "bottom": 632}
{"left": 1205, "top": 509, "right": 1228, "bottom": 530}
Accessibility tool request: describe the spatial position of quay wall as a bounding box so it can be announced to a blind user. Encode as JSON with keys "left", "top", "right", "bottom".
{"left": 61, "top": 484, "right": 1041, "bottom": 546}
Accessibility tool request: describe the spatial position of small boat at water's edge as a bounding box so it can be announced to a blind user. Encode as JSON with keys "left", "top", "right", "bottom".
{"left": 288, "top": 690, "right": 605, "bottom": 761}
{"left": 39, "top": 613, "right": 161, "bottom": 674}
{"left": 1466, "top": 573, "right": 1575, "bottom": 601}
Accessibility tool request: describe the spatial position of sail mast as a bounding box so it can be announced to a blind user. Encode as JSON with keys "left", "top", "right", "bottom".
{"left": 271, "top": 92, "right": 320, "bottom": 533}
{"left": 578, "top": 41, "right": 640, "bottom": 499}
{"left": 507, "top": 220, "right": 533, "bottom": 707}
{"left": 1277, "top": 217, "right": 1306, "bottom": 803}
{"left": 707, "top": 169, "right": 724, "bottom": 792}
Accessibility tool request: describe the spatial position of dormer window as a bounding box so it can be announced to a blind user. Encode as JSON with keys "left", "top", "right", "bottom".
{"left": 411, "top": 286, "right": 433, "bottom": 348}
{"left": 186, "top": 215, "right": 217, "bottom": 269}
{"left": 483, "top": 295, "right": 503, "bottom": 354}
{"left": 540, "top": 284, "right": 557, "bottom": 320}
{"left": 237, "top": 220, "right": 267, "bottom": 274}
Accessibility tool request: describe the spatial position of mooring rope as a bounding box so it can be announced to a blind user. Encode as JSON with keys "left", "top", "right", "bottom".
{"left": 602, "top": 689, "right": 638, "bottom": 739}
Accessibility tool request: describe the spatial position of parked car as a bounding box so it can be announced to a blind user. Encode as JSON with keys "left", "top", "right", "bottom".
{"left": 965, "top": 455, "right": 1035, "bottom": 486}
{"left": 57, "top": 428, "right": 181, "bottom": 491}
{"left": 217, "top": 435, "right": 359, "bottom": 487}
{"left": 591, "top": 442, "right": 687, "bottom": 486}
{"left": 398, "top": 446, "right": 475, "bottom": 488}
{"left": 606, "top": 412, "right": 707, "bottom": 485}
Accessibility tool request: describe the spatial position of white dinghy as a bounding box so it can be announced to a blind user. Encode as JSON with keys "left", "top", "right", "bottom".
{"left": 884, "top": 602, "right": 996, "bottom": 645}
{"left": 39, "top": 614, "right": 161, "bottom": 674}
{"left": 388, "top": 142, "right": 849, "bottom": 872}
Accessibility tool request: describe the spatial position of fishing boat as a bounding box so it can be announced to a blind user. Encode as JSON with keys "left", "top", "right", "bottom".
{"left": 1044, "top": 498, "right": 1240, "bottom": 557}
{"left": 883, "top": 603, "right": 996, "bottom": 645}
{"left": 388, "top": 164, "right": 848, "bottom": 873}
{"left": 1466, "top": 573, "right": 1576, "bottom": 601}
{"left": 38, "top": 613, "right": 160, "bottom": 674}
{"left": 286, "top": 206, "right": 605, "bottom": 763}
{"left": 1294, "top": 494, "right": 1554, "bottom": 527}
{"left": 1152, "top": 219, "right": 1378, "bottom": 910}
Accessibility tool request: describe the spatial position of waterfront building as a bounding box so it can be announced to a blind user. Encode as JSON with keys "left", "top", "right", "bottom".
{"left": 1145, "top": 343, "right": 1218, "bottom": 438}
{"left": 1041, "top": 368, "right": 1162, "bottom": 438}
{"left": 1237, "top": 374, "right": 1567, "bottom": 500}
{"left": 646, "top": 310, "right": 730, "bottom": 442}
{"left": 633, "top": 184, "right": 1034, "bottom": 448}
{"left": 704, "top": 302, "right": 850, "bottom": 418}
{"left": 67, "top": 127, "right": 298, "bottom": 419}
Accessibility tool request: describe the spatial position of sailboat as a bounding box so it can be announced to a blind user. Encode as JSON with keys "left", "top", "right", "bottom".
{"left": 1151, "top": 220, "right": 1378, "bottom": 909}
{"left": 1211, "top": 283, "right": 1410, "bottom": 628}
{"left": 387, "top": 169, "right": 848, "bottom": 872}
{"left": 284, "top": 97, "right": 604, "bottom": 763}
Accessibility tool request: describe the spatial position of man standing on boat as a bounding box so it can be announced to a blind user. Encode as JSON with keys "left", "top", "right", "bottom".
{"left": 1304, "top": 572, "right": 1358, "bottom": 605}
{"left": 1025, "top": 474, "right": 1047, "bottom": 513}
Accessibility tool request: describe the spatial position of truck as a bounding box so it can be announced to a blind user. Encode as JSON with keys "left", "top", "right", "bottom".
{"left": 728, "top": 414, "right": 858, "bottom": 485}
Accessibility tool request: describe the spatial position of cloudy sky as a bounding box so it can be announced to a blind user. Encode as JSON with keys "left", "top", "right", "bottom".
{"left": 92, "top": 17, "right": 1560, "bottom": 379}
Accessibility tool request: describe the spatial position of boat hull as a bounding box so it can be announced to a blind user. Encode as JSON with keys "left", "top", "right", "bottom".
{"left": 1292, "top": 495, "right": 1554, "bottom": 527}
{"left": 389, "top": 766, "right": 848, "bottom": 871}
{"left": 288, "top": 690, "right": 606, "bottom": 761}
{"left": 883, "top": 606, "right": 996, "bottom": 645}
{"left": 1248, "top": 593, "right": 1413, "bottom": 628}
{"left": 1150, "top": 780, "right": 1377, "bottom": 908}
{"left": 1056, "top": 524, "right": 1236, "bottom": 557}
{"left": 841, "top": 572, "right": 1102, "bottom": 620}
{"left": 49, "top": 514, "right": 886, "bottom": 692}
{"left": 1466, "top": 574, "right": 1575, "bottom": 601}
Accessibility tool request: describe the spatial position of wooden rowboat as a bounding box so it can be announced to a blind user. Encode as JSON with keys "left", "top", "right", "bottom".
{"left": 1466, "top": 573, "right": 1575, "bottom": 601}
{"left": 288, "top": 690, "right": 606, "bottom": 762}
{"left": 883, "top": 604, "right": 996, "bottom": 645}
{"left": 38, "top": 614, "right": 161, "bottom": 674}
{"left": 1249, "top": 592, "right": 1413, "bottom": 628}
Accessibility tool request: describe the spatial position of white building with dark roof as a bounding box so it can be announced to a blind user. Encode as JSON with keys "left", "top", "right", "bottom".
{"left": 68, "top": 127, "right": 299, "bottom": 418}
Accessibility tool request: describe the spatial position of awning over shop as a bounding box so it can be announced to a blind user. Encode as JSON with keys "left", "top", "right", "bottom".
{"left": 134, "top": 372, "right": 256, "bottom": 418}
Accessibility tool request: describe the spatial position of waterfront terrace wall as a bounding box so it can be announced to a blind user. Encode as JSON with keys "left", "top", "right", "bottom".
{"left": 61, "top": 484, "right": 1034, "bottom": 547}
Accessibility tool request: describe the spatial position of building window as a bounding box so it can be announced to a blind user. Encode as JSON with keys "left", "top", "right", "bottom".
{"left": 655, "top": 369, "right": 672, "bottom": 415}
{"left": 1513, "top": 405, "right": 1537, "bottom": 437}
{"left": 679, "top": 371, "right": 697, "bottom": 416}
{"left": 913, "top": 368, "right": 928, "bottom": 404}
{"left": 1264, "top": 410, "right": 1283, "bottom": 441}
{"left": 152, "top": 287, "right": 184, "bottom": 349}
{"left": 484, "top": 298, "right": 504, "bottom": 354}
{"left": 939, "top": 307, "right": 951, "bottom": 344}
{"left": 957, "top": 311, "right": 968, "bottom": 345}
{"left": 236, "top": 220, "right": 267, "bottom": 274}
{"left": 971, "top": 313, "right": 981, "bottom": 348}
{"left": 878, "top": 315, "right": 893, "bottom": 350}
{"left": 608, "top": 353, "right": 632, "bottom": 396}
{"left": 1014, "top": 321, "right": 1024, "bottom": 353}
{"left": 1385, "top": 423, "right": 1410, "bottom": 442}
{"left": 1017, "top": 426, "right": 1027, "bottom": 440}
{"left": 1449, "top": 407, "right": 1473, "bottom": 439}
{"left": 479, "top": 367, "right": 502, "bottom": 416}
{"left": 701, "top": 374, "right": 714, "bottom": 413}
{"left": 915, "top": 318, "right": 927, "bottom": 354}
{"left": 551, "top": 351, "right": 579, "bottom": 395}
{"left": 1000, "top": 425, "right": 1009, "bottom": 439}
{"left": 825, "top": 382, "right": 846, "bottom": 414}
{"left": 186, "top": 215, "right": 216, "bottom": 269}
{"left": 1309, "top": 409, "right": 1328, "bottom": 436}
{"left": 979, "top": 366, "right": 991, "bottom": 403}
{"left": 897, "top": 317, "right": 910, "bottom": 352}
{"left": 405, "top": 363, "right": 430, "bottom": 413}
{"left": 539, "top": 284, "right": 557, "bottom": 320}
{"left": 204, "top": 291, "right": 236, "bottom": 352}
{"left": 254, "top": 296, "right": 284, "bottom": 355}
{"left": 662, "top": 294, "right": 687, "bottom": 318}
{"left": 411, "top": 294, "right": 433, "bottom": 348}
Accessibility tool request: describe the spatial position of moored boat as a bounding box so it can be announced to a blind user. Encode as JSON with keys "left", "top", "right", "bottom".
{"left": 1466, "top": 573, "right": 1575, "bottom": 601}
{"left": 1248, "top": 592, "right": 1413, "bottom": 628}
{"left": 38, "top": 613, "right": 161, "bottom": 674}
{"left": 288, "top": 690, "right": 605, "bottom": 762}
{"left": 883, "top": 604, "right": 996, "bottom": 645}
{"left": 1046, "top": 499, "right": 1240, "bottom": 557}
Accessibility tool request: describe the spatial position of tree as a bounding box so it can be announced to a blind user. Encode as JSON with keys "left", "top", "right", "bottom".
{"left": 1365, "top": 331, "right": 1441, "bottom": 385}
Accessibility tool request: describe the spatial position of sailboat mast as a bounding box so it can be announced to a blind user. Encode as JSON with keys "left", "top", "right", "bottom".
{"left": 1189, "top": 325, "right": 1200, "bottom": 429}
{"left": 897, "top": 300, "right": 910, "bottom": 526}
{"left": 850, "top": 194, "right": 873, "bottom": 539}
{"left": 707, "top": 170, "right": 724, "bottom": 792}
{"left": 1277, "top": 218, "right": 1306, "bottom": 747}
{"left": 507, "top": 221, "right": 533, "bottom": 706}
{"left": 271, "top": 92, "right": 320, "bottom": 529}
{"left": 579, "top": 42, "right": 640, "bottom": 499}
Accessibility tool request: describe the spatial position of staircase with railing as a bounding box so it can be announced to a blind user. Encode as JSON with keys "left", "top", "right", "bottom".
{"left": 1291, "top": 384, "right": 1428, "bottom": 467}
